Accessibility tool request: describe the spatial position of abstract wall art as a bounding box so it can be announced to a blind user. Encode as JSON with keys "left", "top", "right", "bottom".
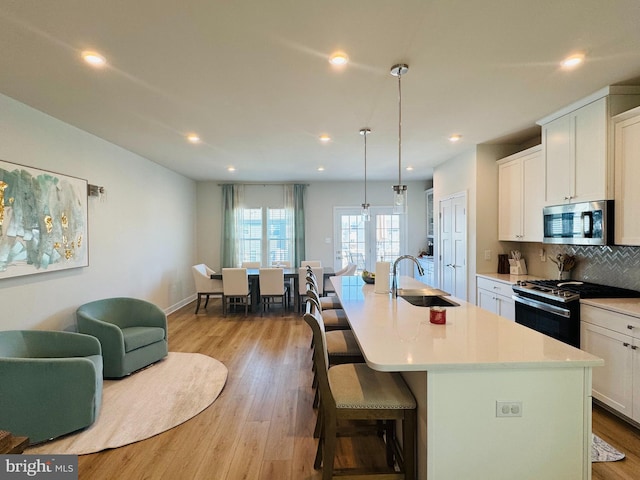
{"left": 0, "top": 160, "right": 88, "bottom": 279}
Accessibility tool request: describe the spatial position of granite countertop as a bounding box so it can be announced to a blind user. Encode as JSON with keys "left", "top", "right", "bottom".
{"left": 332, "top": 275, "right": 603, "bottom": 372}
{"left": 581, "top": 298, "right": 640, "bottom": 318}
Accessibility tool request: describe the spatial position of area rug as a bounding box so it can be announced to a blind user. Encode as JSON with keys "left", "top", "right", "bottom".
{"left": 26, "top": 352, "right": 227, "bottom": 455}
{"left": 592, "top": 434, "right": 625, "bottom": 462}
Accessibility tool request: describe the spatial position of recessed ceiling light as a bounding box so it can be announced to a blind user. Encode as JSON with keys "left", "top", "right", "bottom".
{"left": 319, "top": 134, "right": 331, "bottom": 143}
{"left": 227, "top": 166, "right": 236, "bottom": 172}
{"left": 186, "top": 133, "right": 200, "bottom": 143}
{"left": 329, "top": 52, "right": 349, "bottom": 66}
{"left": 561, "top": 53, "right": 585, "bottom": 69}
{"left": 449, "top": 134, "right": 462, "bottom": 143}
{"left": 317, "top": 167, "right": 325, "bottom": 172}
{"left": 406, "top": 166, "right": 414, "bottom": 171}
{"left": 81, "top": 51, "right": 106, "bottom": 67}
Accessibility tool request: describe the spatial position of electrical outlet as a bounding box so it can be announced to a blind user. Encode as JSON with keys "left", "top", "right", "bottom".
{"left": 539, "top": 249, "right": 546, "bottom": 262}
{"left": 484, "top": 250, "right": 491, "bottom": 261}
{"left": 496, "top": 401, "right": 522, "bottom": 417}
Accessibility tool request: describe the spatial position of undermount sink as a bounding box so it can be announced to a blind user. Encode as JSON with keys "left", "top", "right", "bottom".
{"left": 399, "top": 295, "right": 460, "bottom": 308}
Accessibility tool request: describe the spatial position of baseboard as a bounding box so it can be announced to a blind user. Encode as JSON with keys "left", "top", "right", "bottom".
{"left": 165, "top": 295, "right": 196, "bottom": 315}
{"left": 593, "top": 398, "right": 640, "bottom": 431}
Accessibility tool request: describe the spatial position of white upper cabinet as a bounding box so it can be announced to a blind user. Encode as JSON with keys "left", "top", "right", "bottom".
{"left": 613, "top": 105, "right": 640, "bottom": 245}
{"left": 538, "top": 86, "right": 640, "bottom": 206}
{"left": 498, "top": 145, "right": 543, "bottom": 242}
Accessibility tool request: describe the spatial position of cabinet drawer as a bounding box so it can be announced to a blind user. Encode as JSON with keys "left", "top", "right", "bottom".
{"left": 476, "top": 277, "right": 513, "bottom": 297}
{"left": 581, "top": 304, "right": 640, "bottom": 338}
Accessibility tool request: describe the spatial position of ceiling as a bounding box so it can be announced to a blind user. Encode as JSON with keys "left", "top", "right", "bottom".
{"left": 1, "top": 1, "right": 640, "bottom": 183}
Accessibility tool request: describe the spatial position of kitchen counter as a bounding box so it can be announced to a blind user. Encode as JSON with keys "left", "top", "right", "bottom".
{"left": 476, "top": 272, "right": 544, "bottom": 285}
{"left": 335, "top": 275, "right": 601, "bottom": 372}
{"left": 332, "top": 275, "right": 602, "bottom": 480}
{"left": 581, "top": 297, "right": 640, "bottom": 318}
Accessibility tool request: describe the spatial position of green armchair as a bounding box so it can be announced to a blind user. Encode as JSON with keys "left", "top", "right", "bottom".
{"left": 76, "top": 297, "right": 168, "bottom": 378}
{"left": 0, "top": 330, "right": 103, "bottom": 445}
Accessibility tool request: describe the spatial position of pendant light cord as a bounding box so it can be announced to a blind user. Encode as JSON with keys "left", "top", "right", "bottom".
{"left": 397, "top": 69, "right": 402, "bottom": 186}
{"left": 364, "top": 130, "right": 368, "bottom": 204}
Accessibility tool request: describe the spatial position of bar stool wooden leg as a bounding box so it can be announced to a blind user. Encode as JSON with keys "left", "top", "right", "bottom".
{"left": 403, "top": 409, "right": 417, "bottom": 480}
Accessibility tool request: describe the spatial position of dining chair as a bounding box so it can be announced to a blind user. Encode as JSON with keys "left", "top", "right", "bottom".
{"left": 222, "top": 268, "right": 251, "bottom": 316}
{"left": 322, "top": 262, "right": 357, "bottom": 304}
{"left": 299, "top": 266, "right": 323, "bottom": 311}
{"left": 258, "top": 268, "right": 289, "bottom": 315}
{"left": 273, "top": 260, "right": 293, "bottom": 298}
{"left": 324, "top": 263, "right": 358, "bottom": 295}
{"left": 303, "top": 300, "right": 417, "bottom": 480}
{"left": 191, "top": 264, "right": 224, "bottom": 314}
{"left": 241, "top": 261, "right": 261, "bottom": 268}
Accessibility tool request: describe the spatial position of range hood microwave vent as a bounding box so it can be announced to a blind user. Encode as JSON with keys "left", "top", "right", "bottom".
{"left": 542, "top": 200, "right": 614, "bottom": 246}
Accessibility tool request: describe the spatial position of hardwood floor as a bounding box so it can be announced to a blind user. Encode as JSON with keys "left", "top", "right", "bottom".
{"left": 77, "top": 300, "right": 640, "bottom": 479}
{"left": 592, "top": 404, "right": 640, "bottom": 480}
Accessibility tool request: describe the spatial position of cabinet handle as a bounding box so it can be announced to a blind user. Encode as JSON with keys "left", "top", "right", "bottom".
{"left": 623, "top": 342, "right": 630, "bottom": 347}
{"left": 633, "top": 345, "right": 638, "bottom": 350}
{"left": 628, "top": 325, "right": 634, "bottom": 330}
{"left": 493, "top": 286, "right": 499, "bottom": 289}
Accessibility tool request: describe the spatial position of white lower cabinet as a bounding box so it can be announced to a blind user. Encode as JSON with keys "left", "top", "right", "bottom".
{"left": 581, "top": 304, "right": 640, "bottom": 422}
{"left": 476, "top": 276, "right": 515, "bottom": 321}
{"left": 415, "top": 257, "right": 435, "bottom": 287}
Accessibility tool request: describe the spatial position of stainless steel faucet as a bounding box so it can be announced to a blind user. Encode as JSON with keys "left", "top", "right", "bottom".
{"left": 392, "top": 255, "right": 424, "bottom": 297}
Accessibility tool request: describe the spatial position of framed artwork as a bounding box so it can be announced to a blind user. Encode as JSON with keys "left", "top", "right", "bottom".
{"left": 0, "top": 159, "right": 88, "bottom": 279}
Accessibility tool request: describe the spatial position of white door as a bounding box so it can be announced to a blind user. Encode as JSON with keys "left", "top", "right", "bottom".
{"left": 333, "top": 207, "right": 407, "bottom": 273}
{"left": 439, "top": 193, "right": 467, "bottom": 300}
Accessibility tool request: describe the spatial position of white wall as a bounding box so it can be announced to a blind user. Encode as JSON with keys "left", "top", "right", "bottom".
{"left": 195, "top": 180, "right": 428, "bottom": 272}
{"left": 0, "top": 94, "right": 197, "bottom": 332}
{"left": 434, "top": 144, "right": 519, "bottom": 303}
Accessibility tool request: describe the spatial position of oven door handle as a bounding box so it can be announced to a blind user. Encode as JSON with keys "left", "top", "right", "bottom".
{"left": 511, "top": 295, "right": 572, "bottom": 318}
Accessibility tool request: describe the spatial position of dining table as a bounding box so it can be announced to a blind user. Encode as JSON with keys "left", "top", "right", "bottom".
{"left": 211, "top": 266, "right": 334, "bottom": 312}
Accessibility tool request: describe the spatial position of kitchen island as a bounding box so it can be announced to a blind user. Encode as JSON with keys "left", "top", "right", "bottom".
{"left": 331, "top": 275, "right": 603, "bottom": 480}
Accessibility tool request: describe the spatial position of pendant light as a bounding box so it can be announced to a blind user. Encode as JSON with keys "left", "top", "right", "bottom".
{"left": 360, "top": 128, "right": 371, "bottom": 221}
{"left": 390, "top": 63, "right": 409, "bottom": 214}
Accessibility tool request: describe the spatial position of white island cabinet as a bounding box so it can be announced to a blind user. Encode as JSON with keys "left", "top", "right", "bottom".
{"left": 332, "top": 275, "right": 603, "bottom": 480}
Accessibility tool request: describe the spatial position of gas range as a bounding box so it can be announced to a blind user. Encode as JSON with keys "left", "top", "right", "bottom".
{"left": 512, "top": 279, "right": 640, "bottom": 304}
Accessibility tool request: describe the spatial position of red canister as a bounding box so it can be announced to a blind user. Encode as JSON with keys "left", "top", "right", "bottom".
{"left": 430, "top": 306, "right": 446, "bottom": 324}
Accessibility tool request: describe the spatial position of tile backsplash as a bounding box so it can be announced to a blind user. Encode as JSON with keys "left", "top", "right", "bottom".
{"left": 502, "top": 243, "right": 640, "bottom": 291}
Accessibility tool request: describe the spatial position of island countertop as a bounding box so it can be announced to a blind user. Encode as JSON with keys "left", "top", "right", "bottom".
{"left": 331, "top": 275, "right": 603, "bottom": 372}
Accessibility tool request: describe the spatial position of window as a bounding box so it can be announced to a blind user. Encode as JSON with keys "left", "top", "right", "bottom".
{"left": 237, "top": 207, "right": 292, "bottom": 265}
{"left": 238, "top": 208, "right": 262, "bottom": 262}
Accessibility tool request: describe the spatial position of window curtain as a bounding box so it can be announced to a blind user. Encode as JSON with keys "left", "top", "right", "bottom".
{"left": 285, "top": 184, "right": 306, "bottom": 268}
{"left": 220, "top": 184, "right": 244, "bottom": 267}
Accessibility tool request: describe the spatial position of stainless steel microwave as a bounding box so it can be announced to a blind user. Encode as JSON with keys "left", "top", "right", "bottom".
{"left": 543, "top": 200, "right": 614, "bottom": 245}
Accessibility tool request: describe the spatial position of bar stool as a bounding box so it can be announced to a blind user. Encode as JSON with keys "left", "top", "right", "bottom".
{"left": 299, "top": 266, "right": 324, "bottom": 311}
{"left": 306, "top": 268, "right": 342, "bottom": 310}
{"left": 303, "top": 301, "right": 417, "bottom": 480}
{"left": 305, "top": 286, "right": 349, "bottom": 331}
